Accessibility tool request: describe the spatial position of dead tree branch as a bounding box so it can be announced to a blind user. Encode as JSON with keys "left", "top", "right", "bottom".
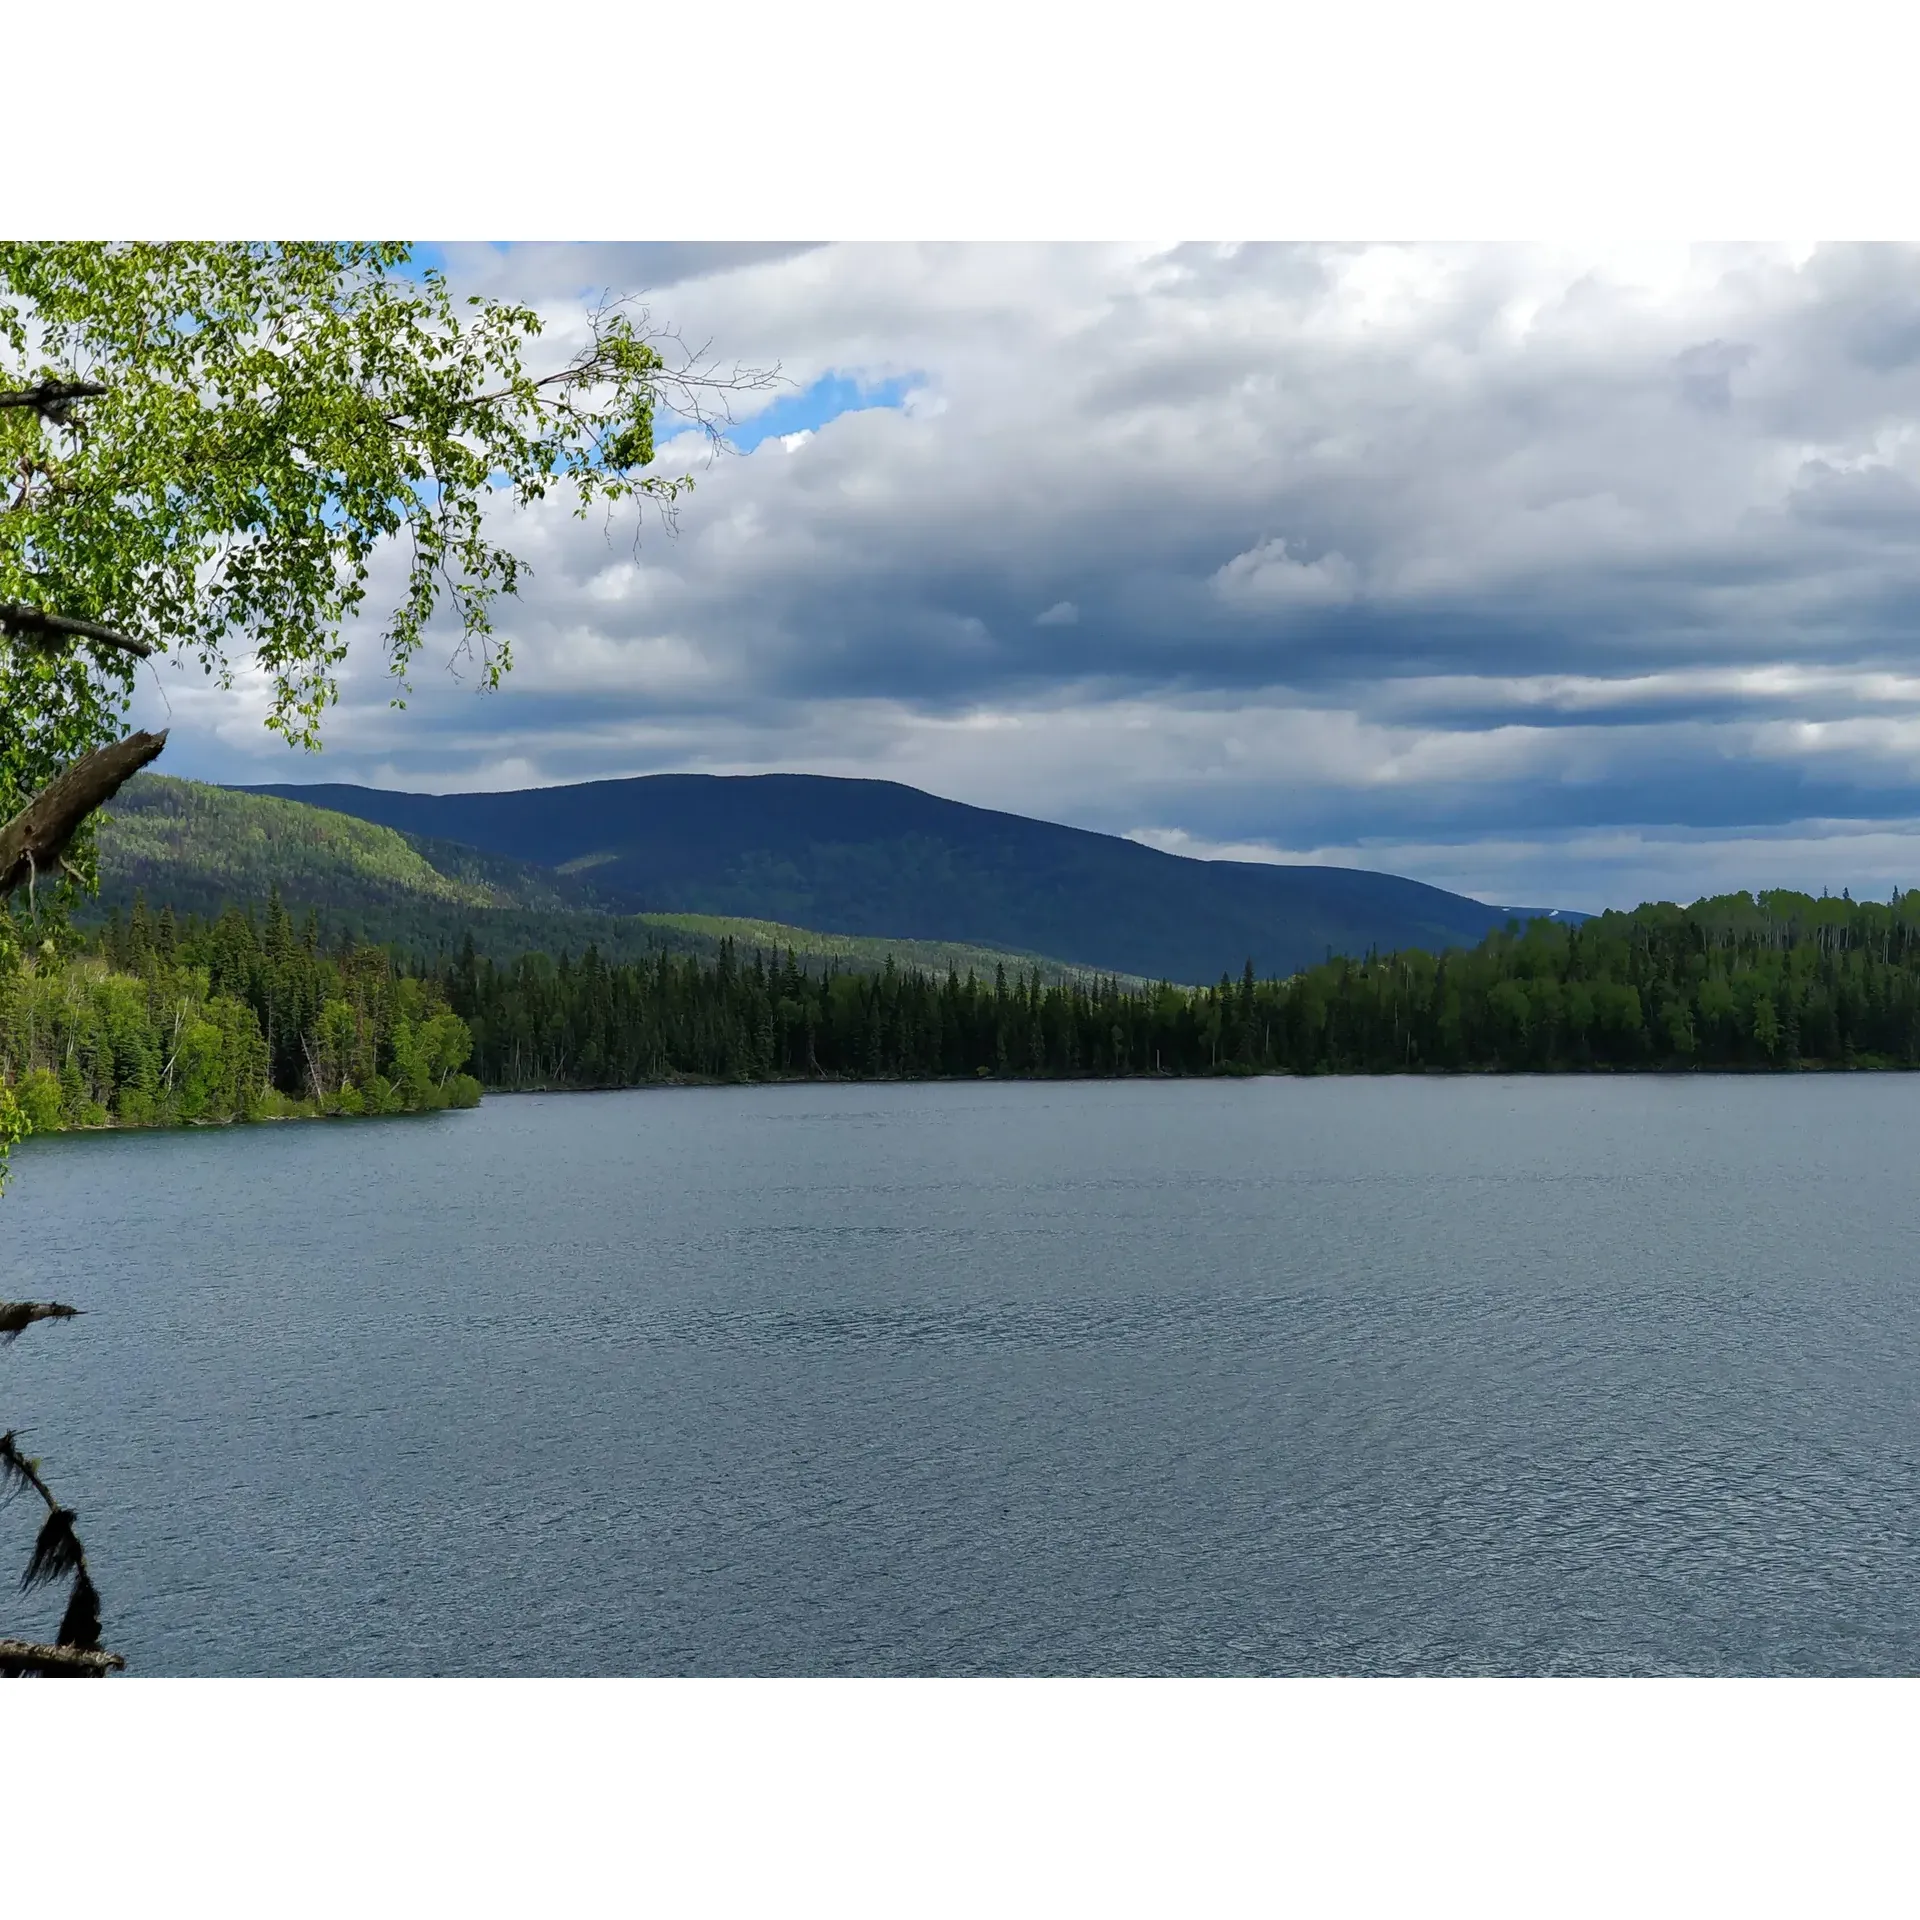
{"left": 0, "top": 729, "right": 168, "bottom": 899}
{"left": 0, "top": 1638, "right": 125, "bottom": 1677}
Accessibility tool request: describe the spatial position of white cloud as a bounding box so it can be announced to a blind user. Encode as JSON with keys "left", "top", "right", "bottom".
{"left": 1124, "top": 821, "right": 1920, "bottom": 917}
{"left": 137, "top": 242, "right": 1920, "bottom": 911}
{"left": 1212, "top": 540, "right": 1360, "bottom": 611}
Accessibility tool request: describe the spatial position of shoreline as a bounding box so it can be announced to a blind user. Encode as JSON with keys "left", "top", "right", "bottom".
{"left": 484, "top": 1055, "right": 1916, "bottom": 1090}
{"left": 18, "top": 1055, "right": 1913, "bottom": 1142}
{"left": 16, "top": 1101, "right": 467, "bottom": 1140}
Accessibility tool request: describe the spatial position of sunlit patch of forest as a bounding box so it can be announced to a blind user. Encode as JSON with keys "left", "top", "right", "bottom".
{"left": 2, "top": 893, "right": 478, "bottom": 1133}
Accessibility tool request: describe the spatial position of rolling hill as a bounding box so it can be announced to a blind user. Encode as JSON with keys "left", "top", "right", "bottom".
{"left": 238, "top": 770, "right": 1571, "bottom": 982}
{"left": 91, "top": 776, "right": 1134, "bottom": 983}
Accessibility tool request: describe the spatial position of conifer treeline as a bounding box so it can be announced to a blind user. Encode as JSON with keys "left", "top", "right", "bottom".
{"left": 2, "top": 892, "right": 480, "bottom": 1131}
{"left": 16, "top": 885, "right": 1919, "bottom": 1126}
{"left": 439, "top": 888, "right": 1920, "bottom": 1084}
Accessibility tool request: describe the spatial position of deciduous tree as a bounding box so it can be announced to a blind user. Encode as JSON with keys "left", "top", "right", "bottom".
{"left": 0, "top": 243, "right": 771, "bottom": 1672}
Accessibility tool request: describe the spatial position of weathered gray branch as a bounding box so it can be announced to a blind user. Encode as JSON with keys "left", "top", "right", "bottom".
{"left": 0, "top": 729, "right": 168, "bottom": 899}
{"left": 0, "top": 602, "right": 152, "bottom": 661}
{"left": 0, "top": 1639, "right": 124, "bottom": 1677}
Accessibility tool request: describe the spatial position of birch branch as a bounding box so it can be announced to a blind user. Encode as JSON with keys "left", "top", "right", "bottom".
{"left": 0, "top": 602, "right": 152, "bottom": 661}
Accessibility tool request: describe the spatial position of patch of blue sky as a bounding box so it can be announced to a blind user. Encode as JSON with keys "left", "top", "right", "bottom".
{"left": 404, "top": 243, "right": 457, "bottom": 278}
{"left": 724, "top": 372, "right": 918, "bottom": 452}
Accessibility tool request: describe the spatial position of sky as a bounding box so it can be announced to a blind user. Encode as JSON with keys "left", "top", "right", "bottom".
{"left": 134, "top": 241, "right": 1920, "bottom": 916}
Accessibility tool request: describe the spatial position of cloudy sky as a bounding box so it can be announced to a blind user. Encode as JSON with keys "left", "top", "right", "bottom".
{"left": 138, "top": 242, "right": 1920, "bottom": 914}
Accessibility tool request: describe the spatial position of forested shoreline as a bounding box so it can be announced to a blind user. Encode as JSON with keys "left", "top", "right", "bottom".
{"left": 10, "top": 886, "right": 1920, "bottom": 1142}
{"left": 1, "top": 893, "right": 480, "bottom": 1137}
{"left": 437, "top": 888, "right": 1920, "bottom": 1085}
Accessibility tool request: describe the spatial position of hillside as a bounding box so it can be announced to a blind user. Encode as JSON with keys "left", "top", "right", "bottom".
{"left": 98, "top": 776, "right": 595, "bottom": 920}
{"left": 92, "top": 776, "right": 1126, "bottom": 984}
{"left": 241, "top": 771, "right": 1565, "bottom": 982}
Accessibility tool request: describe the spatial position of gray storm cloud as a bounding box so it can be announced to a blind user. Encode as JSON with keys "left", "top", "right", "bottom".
{"left": 144, "top": 242, "right": 1920, "bottom": 912}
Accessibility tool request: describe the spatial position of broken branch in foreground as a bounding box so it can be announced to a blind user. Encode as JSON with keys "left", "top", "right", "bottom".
{"left": 0, "top": 1639, "right": 125, "bottom": 1677}
{"left": 0, "top": 729, "right": 168, "bottom": 899}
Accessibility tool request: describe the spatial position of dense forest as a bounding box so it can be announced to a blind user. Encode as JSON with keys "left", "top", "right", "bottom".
{"left": 11, "top": 886, "right": 1920, "bottom": 1135}
{"left": 436, "top": 888, "right": 1920, "bottom": 1085}
{"left": 1, "top": 893, "right": 480, "bottom": 1134}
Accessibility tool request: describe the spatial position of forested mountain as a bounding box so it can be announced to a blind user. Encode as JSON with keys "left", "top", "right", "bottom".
{"left": 241, "top": 771, "right": 1569, "bottom": 983}
{"left": 93, "top": 777, "right": 1113, "bottom": 984}
{"left": 437, "top": 887, "right": 1920, "bottom": 1088}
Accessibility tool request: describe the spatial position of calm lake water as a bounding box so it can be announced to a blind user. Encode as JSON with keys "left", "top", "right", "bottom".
{"left": 4, "top": 1077, "right": 1916, "bottom": 1675}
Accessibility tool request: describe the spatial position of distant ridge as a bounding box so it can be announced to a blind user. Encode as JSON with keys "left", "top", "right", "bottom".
{"left": 238, "top": 771, "right": 1578, "bottom": 982}
{"left": 93, "top": 776, "right": 1116, "bottom": 984}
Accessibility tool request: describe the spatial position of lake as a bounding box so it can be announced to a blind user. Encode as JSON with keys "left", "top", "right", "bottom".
{"left": 3, "top": 1076, "right": 1916, "bottom": 1675}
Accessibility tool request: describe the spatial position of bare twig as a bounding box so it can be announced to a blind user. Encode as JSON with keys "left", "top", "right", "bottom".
{"left": 0, "top": 729, "right": 168, "bottom": 899}
{"left": 0, "top": 602, "right": 153, "bottom": 661}
{"left": 0, "top": 1433, "right": 62, "bottom": 1514}
{"left": 379, "top": 309, "right": 779, "bottom": 450}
